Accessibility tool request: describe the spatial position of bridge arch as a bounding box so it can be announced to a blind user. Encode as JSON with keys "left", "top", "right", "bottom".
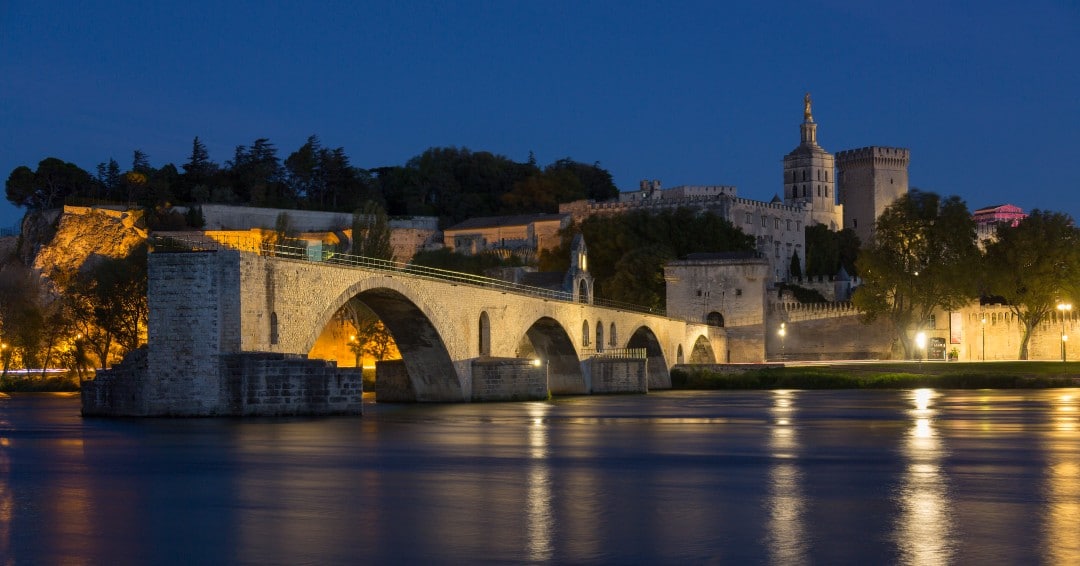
{"left": 516, "top": 316, "right": 586, "bottom": 395}
{"left": 688, "top": 334, "right": 716, "bottom": 363}
{"left": 626, "top": 325, "right": 670, "bottom": 389}
{"left": 309, "top": 277, "right": 464, "bottom": 402}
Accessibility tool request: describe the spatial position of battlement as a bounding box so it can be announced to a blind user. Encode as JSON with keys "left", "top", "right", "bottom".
{"left": 771, "top": 300, "right": 860, "bottom": 322}
{"left": 835, "top": 146, "right": 910, "bottom": 166}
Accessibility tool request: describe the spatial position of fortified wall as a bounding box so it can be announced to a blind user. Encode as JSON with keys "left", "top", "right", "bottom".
{"left": 764, "top": 297, "right": 1080, "bottom": 361}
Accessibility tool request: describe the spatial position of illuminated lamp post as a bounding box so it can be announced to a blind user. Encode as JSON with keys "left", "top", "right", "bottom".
{"left": 778, "top": 323, "right": 787, "bottom": 361}
{"left": 1058, "top": 303, "right": 1072, "bottom": 363}
{"left": 349, "top": 334, "right": 360, "bottom": 368}
{"left": 0, "top": 341, "right": 8, "bottom": 382}
{"left": 981, "top": 315, "right": 987, "bottom": 361}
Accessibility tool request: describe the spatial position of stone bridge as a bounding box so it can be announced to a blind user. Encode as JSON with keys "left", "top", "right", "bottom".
{"left": 84, "top": 242, "right": 740, "bottom": 416}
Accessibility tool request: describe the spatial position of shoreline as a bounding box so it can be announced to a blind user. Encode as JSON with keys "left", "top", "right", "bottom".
{"left": 671, "top": 361, "right": 1080, "bottom": 390}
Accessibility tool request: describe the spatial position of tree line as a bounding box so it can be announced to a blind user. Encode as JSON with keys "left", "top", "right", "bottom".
{"left": 5, "top": 139, "right": 619, "bottom": 228}
{"left": 853, "top": 189, "right": 1080, "bottom": 360}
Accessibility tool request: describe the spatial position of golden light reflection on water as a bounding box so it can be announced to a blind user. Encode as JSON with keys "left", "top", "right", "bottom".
{"left": 766, "top": 390, "right": 806, "bottom": 565}
{"left": 896, "top": 388, "right": 954, "bottom": 565}
{"left": 1043, "top": 392, "right": 1080, "bottom": 565}
{"left": 525, "top": 402, "right": 553, "bottom": 562}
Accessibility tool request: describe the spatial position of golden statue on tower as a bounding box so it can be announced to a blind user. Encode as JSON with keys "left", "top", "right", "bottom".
{"left": 803, "top": 92, "right": 813, "bottom": 121}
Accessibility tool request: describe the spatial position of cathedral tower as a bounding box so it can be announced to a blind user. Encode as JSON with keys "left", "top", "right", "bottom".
{"left": 783, "top": 93, "right": 841, "bottom": 229}
{"left": 835, "top": 146, "right": 910, "bottom": 244}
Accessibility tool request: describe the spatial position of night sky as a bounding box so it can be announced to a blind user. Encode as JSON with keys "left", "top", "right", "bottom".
{"left": 2, "top": 1, "right": 1077, "bottom": 229}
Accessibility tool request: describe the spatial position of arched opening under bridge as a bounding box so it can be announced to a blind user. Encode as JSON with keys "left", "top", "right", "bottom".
{"left": 517, "top": 316, "right": 586, "bottom": 395}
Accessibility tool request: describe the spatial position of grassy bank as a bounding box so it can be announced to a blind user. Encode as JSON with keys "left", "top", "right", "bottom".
{"left": 0, "top": 372, "right": 82, "bottom": 392}
{"left": 671, "top": 362, "right": 1080, "bottom": 390}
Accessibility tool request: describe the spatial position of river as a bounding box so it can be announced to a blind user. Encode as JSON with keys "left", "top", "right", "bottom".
{"left": 1, "top": 389, "right": 1078, "bottom": 565}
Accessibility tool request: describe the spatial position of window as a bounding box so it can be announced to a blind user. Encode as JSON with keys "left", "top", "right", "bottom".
{"left": 817, "top": 169, "right": 822, "bottom": 181}
{"left": 817, "top": 186, "right": 821, "bottom": 197}
{"left": 786, "top": 219, "right": 792, "bottom": 231}
{"left": 596, "top": 321, "right": 604, "bottom": 352}
{"left": 761, "top": 215, "right": 766, "bottom": 228}
{"left": 774, "top": 218, "right": 780, "bottom": 229}
{"left": 609, "top": 322, "right": 617, "bottom": 347}
{"left": 775, "top": 241, "right": 781, "bottom": 258}
{"left": 735, "top": 289, "right": 743, "bottom": 296}
{"left": 478, "top": 312, "right": 491, "bottom": 356}
{"left": 745, "top": 212, "right": 752, "bottom": 224}
{"left": 582, "top": 321, "right": 590, "bottom": 346}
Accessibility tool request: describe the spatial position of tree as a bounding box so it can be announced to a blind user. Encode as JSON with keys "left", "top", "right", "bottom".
{"left": 342, "top": 299, "right": 398, "bottom": 366}
{"left": 852, "top": 190, "right": 981, "bottom": 358}
{"left": 790, "top": 251, "right": 803, "bottom": 279}
{"left": 983, "top": 210, "right": 1080, "bottom": 359}
{"left": 0, "top": 263, "right": 45, "bottom": 377}
{"left": 6, "top": 158, "right": 93, "bottom": 209}
{"left": 351, "top": 201, "right": 395, "bottom": 260}
{"left": 64, "top": 244, "right": 149, "bottom": 368}
{"left": 132, "top": 150, "right": 151, "bottom": 174}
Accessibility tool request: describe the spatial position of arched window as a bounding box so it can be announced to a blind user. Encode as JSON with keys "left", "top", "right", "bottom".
{"left": 596, "top": 321, "right": 604, "bottom": 352}
{"left": 582, "top": 320, "right": 590, "bottom": 346}
{"left": 706, "top": 312, "right": 725, "bottom": 327}
{"left": 578, "top": 279, "right": 589, "bottom": 303}
{"left": 269, "top": 312, "right": 279, "bottom": 345}
{"left": 609, "top": 322, "right": 617, "bottom": 347}
{"left": 478, "top": 311, "right": 491, "bottom": 356}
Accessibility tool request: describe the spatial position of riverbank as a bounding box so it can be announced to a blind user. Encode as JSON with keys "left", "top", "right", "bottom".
{"left": 671, "top": 361, "right": 1080, "bottom": 390}
{"left": 0, "top": 373, "right": 81, "bottom": 392}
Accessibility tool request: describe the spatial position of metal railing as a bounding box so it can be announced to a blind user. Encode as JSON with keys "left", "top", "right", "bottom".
{"left": 149, "top": 235, "right": 665, "bottom": 316}
{"left": 580, "top": 348, "right": 648, "bottom": 359}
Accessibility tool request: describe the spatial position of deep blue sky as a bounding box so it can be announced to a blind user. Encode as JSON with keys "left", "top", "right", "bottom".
{"left": 2, "top": 1, "right": 1078, "bottom": 230}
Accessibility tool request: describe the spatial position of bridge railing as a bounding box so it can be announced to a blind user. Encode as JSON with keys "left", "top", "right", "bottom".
{"left": 149, "top": 234, "right": 665, "bottom": 316}
{"left": 579, "top": 348, "right": 647, "bottom": 359}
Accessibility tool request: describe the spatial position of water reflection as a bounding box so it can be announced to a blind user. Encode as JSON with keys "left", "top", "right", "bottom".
{"left": 1043, "top": 392, "right": 1080, "bottom": 565}
{"left": 765, "top": 390, "right": 807, "bottom": 565}
{"left": 526, "top": 402, "right": 553, "bottom": 562}
{"left": 895, "top": 388, "right": 954, "bottom": 565}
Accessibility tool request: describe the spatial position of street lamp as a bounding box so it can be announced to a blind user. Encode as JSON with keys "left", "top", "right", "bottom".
{"left": 778, "top": 323, "right": 787, "bottom": 361}
{"left": 915, "top": 331, "right": 927, "bottom": 365}
{"left": 1058, "top": 303, "right": 1072, "bottom": 363}
{"left": 981, "top": 315, "right": 986, "bottom": 361}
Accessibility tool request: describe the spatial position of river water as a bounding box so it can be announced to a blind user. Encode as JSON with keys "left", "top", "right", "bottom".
{"left": 1, "top": 389, "right": 1078, "bottom": 565}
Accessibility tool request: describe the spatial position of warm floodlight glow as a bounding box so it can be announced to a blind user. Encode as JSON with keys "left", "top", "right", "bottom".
{"left": 532, "top": 358, "right": 542, "bottom": 367}
{"left": 1058, "top": 303, "right": 1072, "bottom": 362}
{"left": 778, "top": 323, "right": 787, "bottom": 338}
{"left": 915, "top": 332, "right": 927, "bottom": 349}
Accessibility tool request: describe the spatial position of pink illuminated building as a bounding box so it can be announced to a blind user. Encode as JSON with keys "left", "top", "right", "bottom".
{"left": 973, "top": 204, "right": 1027, "bottom": 245}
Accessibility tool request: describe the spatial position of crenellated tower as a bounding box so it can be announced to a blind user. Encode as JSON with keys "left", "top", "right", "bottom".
{"left": 783, "top": 93, "right": 842, "bottom": 230}
{"left": 835, "top": 146, "right": 910, "bottom": 244}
